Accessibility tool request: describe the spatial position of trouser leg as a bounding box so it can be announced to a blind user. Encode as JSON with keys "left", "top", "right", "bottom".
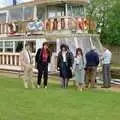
{"left": 108, "top": 64, "right": 111, "bottom": 87}
{"left": 85, "top": 68, "right": 90, "bottom": 88}
{"left": 37, "top": 65, "right": 43, "bottom": 86}
{"left": 43, "top": 64, "right": 48, "bottom": 87}
{"left": 61, "top": 78, "right": 65, "bottom": 88}
{"left": 65, "top": 79, "right": 69, "bottom": 88}
{"left": 103, "top": 64, "right": 111, "bottom": 87}
{"left": 29, "top": 68, "right": 35, "bottom": 88}
{"left": 23, "top": 67, "right": 29, "bottom": 88}
{"left": 91, "top": 67, "right": 97, "bottom": 88}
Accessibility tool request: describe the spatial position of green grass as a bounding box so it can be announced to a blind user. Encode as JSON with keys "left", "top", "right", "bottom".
{"left": 0, "top": 76, "right": 120, "bottom": 120}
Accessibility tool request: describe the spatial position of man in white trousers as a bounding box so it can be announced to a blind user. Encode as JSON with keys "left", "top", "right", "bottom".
{"left": 20, "top": 42, "right": 35, "bottom": 88}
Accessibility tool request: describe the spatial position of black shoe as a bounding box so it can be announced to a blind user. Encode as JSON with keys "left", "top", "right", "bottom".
{"left": 101, "top": 86, "right": 110, "bottom": 88}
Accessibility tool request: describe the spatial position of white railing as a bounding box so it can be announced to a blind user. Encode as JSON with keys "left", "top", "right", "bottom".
{"left": 0, "top": 53, "right": 36, "bottom": 66}
{"left": 0, "top": 52, "right": 57, "bottom": 73}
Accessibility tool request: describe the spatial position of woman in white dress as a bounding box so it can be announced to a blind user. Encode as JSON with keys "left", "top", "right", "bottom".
{"left": 73, "top": 48, "right": 85, "bottom": 91}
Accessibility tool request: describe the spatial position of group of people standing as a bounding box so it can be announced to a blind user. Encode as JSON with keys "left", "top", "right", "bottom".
{"left": 20, "top": 42, "right": 112, "bottom": 91}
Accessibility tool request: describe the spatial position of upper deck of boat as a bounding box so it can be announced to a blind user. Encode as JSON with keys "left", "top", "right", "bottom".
{"left": 0, "top": 0, "right": 88, "bottom": 11}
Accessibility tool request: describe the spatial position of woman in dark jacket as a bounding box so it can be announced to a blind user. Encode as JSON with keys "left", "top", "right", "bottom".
{"left": 35, "top": 42, "right": 51, "bottom": 88}
{"left": 57, "top": 44, "right": 74, "bottom": 88}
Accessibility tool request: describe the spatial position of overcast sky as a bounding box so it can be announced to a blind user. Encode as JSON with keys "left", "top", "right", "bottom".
{"left": 0, "top": 0, "right": 33, "bottom": 8}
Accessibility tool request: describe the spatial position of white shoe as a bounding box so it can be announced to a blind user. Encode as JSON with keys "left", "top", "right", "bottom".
{"left": 25, "top": 86, "right": 28, "bottom": 89}
{"left": 44, "top": 86, "right": 47, "bottom": 89}
{"left": 24, "top": 83, "right": 28, "bottom": 89}
{"left": 37, "top": 85, "right": 40, "bottom": 88}
{"left": 80, "top": 88, "right": 83, "bottom": 92}
{"left": 32, "top": 85, "right": 35, "bottom": 88}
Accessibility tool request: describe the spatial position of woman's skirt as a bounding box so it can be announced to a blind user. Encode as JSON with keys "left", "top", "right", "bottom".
{"left": 75, "top": 65, "right": 85, "bottom": 84}
{"left": 60, "top": 62, "right": 72, "bottom": 79}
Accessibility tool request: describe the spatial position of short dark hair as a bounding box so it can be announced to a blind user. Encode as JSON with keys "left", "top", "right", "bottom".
{"left": 43, "top": 42, "right": 49, "bottom": 47}
{"left": 60, "top": 44, "right": 67, "bottom": 51}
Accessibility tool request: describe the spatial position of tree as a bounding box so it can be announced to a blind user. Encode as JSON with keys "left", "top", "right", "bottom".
{"left": 86, "top": 0, "right": 120, "bottom": 46}
{"left": 86, "top": 0, "right": 111, "bottom": 33}
{"left": 100, "top": 1, "right": 120, "bottom": 45}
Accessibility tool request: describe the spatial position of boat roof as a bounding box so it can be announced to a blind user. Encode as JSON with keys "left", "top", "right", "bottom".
{"left": 0, "top": 0, "right": 88, "bottom": 11}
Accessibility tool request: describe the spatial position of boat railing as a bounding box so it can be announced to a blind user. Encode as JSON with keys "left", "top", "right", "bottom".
{"left": 0, "top": 16, "right": 90, "bottom": 36}
{"left": 0, "top": 53, "right": 36, "bottom": 66}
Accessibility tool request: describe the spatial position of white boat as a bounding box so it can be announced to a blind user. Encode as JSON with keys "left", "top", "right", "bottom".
{"left": 0, "top": 0, "right": 103, "bottom": 72}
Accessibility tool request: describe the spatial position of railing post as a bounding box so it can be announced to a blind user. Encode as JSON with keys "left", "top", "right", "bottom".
{"left": 15, "top": 55, "right": 17, "bottom": 66}
{"left": 6, "top": 55, "right": 8, "bottom": 65}
{"left": 2, "top": 55, "right": 4, "bottom": 64}
{"left": 0, "top": 55, "right": 1, "bottom": 64}
{"left": 65, "top": 3, "right": 68, "bottom": 16}
{"left": 10, "top": 55, "right": 13, "bottom": 65}
{"left": 65, "top": 17, "right": 69, "bottom": 30}
{"left": 19, "top": 55, "right": 21, "bottom": 66}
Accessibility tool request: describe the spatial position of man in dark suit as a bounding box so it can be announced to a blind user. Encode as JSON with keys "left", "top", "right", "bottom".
{"left": 85, "top": 47, "right": 99, "bottom": 88}
{"left": 35, "top": 42, "right": 51, "bottom": 88}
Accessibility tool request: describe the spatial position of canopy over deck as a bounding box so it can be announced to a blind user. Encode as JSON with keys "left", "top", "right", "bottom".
{"left": 0, "top": 0, "right": 88, "bottom": 11}
{"left": 34, "top": 0, "right": 88, "bottom": 5}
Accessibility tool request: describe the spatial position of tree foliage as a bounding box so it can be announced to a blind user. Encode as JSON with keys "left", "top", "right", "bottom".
{"left": 86, "top": 0, "right": 120, "bottom": 45}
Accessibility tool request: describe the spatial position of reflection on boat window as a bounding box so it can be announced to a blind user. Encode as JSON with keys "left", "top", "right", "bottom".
{"left": 5, "top": 41, "right": 13, "bottom": 52}
{"left": 9, "top": 7, "right": 23, "bottom": 21}
{"left": 0, "top": 13, "right": 6, "bottom": 23}
{"left": 48, "top": 42, "right": 56, "bottom": 53}
{"left": 37, "top": 6, "right": 45, "bottom": 20}
{"left": 91, "top": 36, "right": 103, "bottom": 54}
{"left": 27, "top": 41, "right": 36, "bottom": 53}
{"left": 0, "top": 41, "right": 3, "bottom": 52}
{"left": 24, "top": 6, "right": 34, "bottom": 21}
{"left": 47, "top": 5, "right": 65, "bottom": 18}
{"left": 68, "top": 5, "right": 84, "bottom": 17}
{"left": 15, "top": 41, "right": 23, "bottom": 52}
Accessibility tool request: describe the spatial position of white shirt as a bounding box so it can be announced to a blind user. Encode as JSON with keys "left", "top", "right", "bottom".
{"left": 75, "top": 56, "right": 81, "bottom": 64}
{"left": 102, "top": 49, "right": 112, "bottom": 64}
{"left": 25, "top": 50, "right": 31, "bottom": 64}
{"left": 62, "top": 52, "right": 67, "bottom": 62}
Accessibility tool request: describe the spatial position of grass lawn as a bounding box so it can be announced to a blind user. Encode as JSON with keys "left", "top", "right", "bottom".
{"left": 0, "top": 76, "right": 120, "bottom": 120}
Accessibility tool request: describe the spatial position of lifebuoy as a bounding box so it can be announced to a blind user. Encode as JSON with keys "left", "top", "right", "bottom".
{"left": 8, "top": 23, "right": 16, "bottom": 34}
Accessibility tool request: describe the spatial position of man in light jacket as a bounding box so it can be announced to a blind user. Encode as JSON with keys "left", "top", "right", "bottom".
{"left": 20, "top": 42, "right": 35, "bottom": 88}
{"left": 101, "top": 48, "right": 112, "bottom": 88}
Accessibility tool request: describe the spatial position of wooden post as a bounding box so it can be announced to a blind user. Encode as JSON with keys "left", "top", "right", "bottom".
{"left": 10, "top": 55, "right": 13, "bottom": 65}
{"left": 2, "top": 55, "right": 4, "bottom": 64}
{"left": 15, "top": 55, "right": 17, "bottom": 66}
{"left": 6, "top": 55, "right": 8, "bottom": 64}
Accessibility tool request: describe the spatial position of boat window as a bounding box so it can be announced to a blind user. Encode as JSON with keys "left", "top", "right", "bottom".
{"left": 48, "top": 42, "right": 56, "bottom": 53}
{"left": 27, "top": 41, "right": 36, "bottom": 53}
{"left": 9, "top": 7, "right": 23, "bottom": 21}
{"left": 77, "top": 36, "right": 91, "bottom": 54}
{"left": 0, "top": 13, "right": 6, "bottom": 23}
{"left": 24, "top": 6, "right": 34, "bottom": 21}
{"left": 15, "top": 41, "right": 23, "bottom": 52}
{"left": 37, "top": 6, "right": 45, "bottom": 20}
{"left": 47, "top": 5, "right": 65, "bottom": 18}
{"left": 0, "top": 41, "right": 3, "bottom": 52}
{"left": 68, "top": 5, "right": 84, "bottom": 17}
{"left": 5, "top": 41, "right": 13, "bottom": 52}
{"left": 91, "top": 36, "right": 103, "bottom": 54}
{"left": 57, "top": 37, "right": 76, "bottom": 55}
